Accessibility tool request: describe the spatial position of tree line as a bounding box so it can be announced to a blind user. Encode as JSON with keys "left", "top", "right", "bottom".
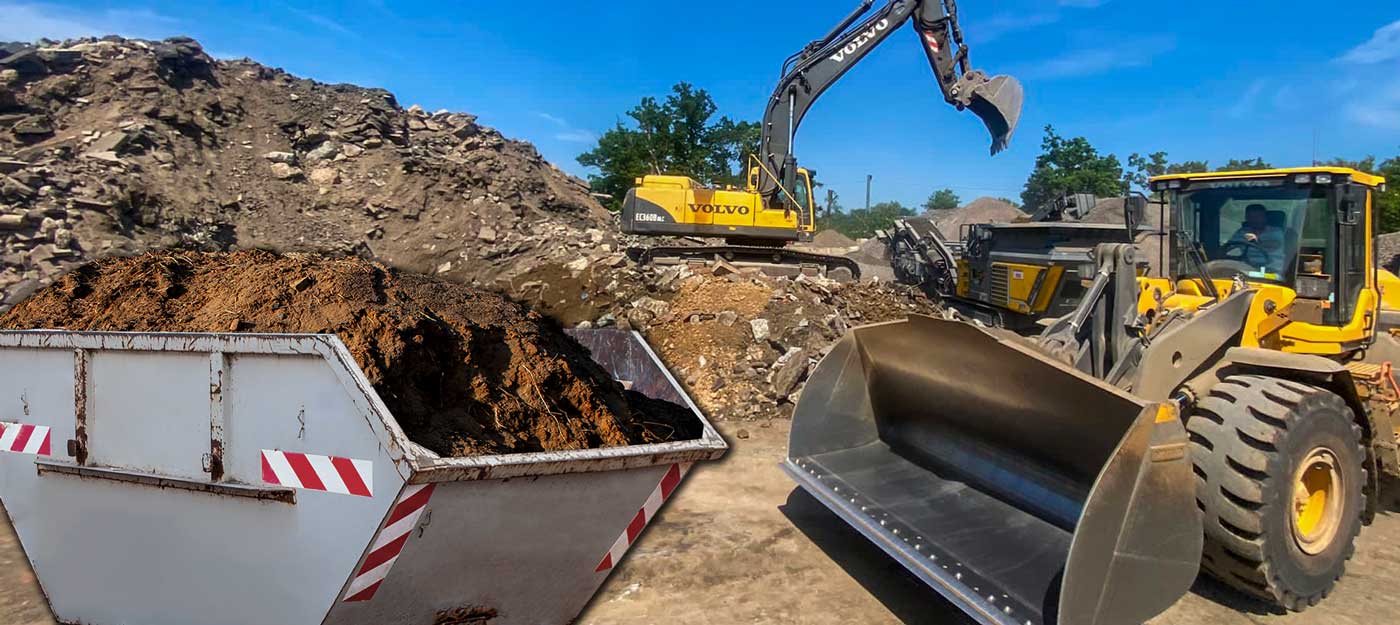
{"left": 578, "top": 83, "right": 1400, "bottom": 237}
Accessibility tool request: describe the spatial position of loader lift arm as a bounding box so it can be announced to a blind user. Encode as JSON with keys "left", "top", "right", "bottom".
{"left": 758, "top": 0, "right": 1023, "bottom": 203}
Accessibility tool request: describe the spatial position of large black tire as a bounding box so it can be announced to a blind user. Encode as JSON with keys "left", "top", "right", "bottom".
{"left": 1186, "top": 374, "right": 1366, "bottom": 610}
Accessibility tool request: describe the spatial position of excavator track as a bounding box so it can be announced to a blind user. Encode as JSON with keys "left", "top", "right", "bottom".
{"left": 628, "top": 245, "right": 862, "bottom": 282}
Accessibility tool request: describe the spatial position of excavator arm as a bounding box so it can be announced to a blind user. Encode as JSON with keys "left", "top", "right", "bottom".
{"left": 758, "top": 0, "right": 1023, "bottom": 203}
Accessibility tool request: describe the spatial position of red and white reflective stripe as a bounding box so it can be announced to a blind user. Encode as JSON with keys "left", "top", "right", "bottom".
{"left": 0, "top": 422, "right": 51, "bottom": 456}
{"left": 343, "top": 483, "right": 436, "bottom": 602}
{"left": 922, "top": 31, "right": 940, "bottom": 53}
{"left": 261, "top": 449, "right": 373, "bottom": 497}
{"left": 595, "top": 462, "right": 691, "bottom": 572}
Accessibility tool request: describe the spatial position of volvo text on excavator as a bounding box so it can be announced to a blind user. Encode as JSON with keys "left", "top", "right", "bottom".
{"left": 621, "top": 0, "right": 1023, "bottom": 280}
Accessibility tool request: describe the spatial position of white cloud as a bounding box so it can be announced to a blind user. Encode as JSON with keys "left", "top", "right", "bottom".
{"left": 1228, "top": 79, "right": 1268, "bottom": 118}
{"left": 536, "top": 112, "right": 596, "bottom": 143}
{"left": 536, "top": 112, "right": 568, "bottom": 127}
{"left": 284, "top": 6, "right": 358, "bottom": 39}
{"left": 555, "top": 130, "right": 598, "bottom": 143}
{"left": 1021, "top": 36, "right": 1175, "bottom": 79}
{"left": 1340, "top": 19, "right": 1400, "bottom": 64}
{"left": 970, "top": 12, "right": 1060, "bottom": 43}
{"left": 1346, "top": 78, "right": 1400, "bottom": 130}
{"left": 970, "top": 1, "right": 1110, "bottom": 43}
{"left": 0, "top": 3, "right": 180, "bottom": 41}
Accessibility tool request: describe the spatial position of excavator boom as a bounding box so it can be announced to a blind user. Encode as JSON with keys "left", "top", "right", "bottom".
{"left": 758, "top": 0, "right": 1022, "bottom": 201}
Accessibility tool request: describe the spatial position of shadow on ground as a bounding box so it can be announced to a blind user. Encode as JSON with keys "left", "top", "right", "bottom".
{"left": 779, "top": 487, "right": 978, "bottom": 625}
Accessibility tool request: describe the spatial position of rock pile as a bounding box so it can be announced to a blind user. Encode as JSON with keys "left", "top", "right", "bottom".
{"left": 0, "top": 35, "right": 611, "bottom": 309}
{"left": 507, "top": 253, "right": 942, "bottom": 421}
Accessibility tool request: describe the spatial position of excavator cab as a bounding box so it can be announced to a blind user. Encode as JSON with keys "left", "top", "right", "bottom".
{"left": 747, "top": 163, "right": 816, "bottom": 233}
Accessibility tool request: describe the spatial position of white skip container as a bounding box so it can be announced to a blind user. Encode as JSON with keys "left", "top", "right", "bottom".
{"left": 0, "top": 328, "right": 725, "bottom": 625}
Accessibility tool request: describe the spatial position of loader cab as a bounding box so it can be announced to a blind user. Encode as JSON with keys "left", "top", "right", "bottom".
{"left": 1153, "top": 168, "right": 1385, "bottom": 331}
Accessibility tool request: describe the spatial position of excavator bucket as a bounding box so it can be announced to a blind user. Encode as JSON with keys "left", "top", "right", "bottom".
{"left": 956, "top": 72, "right": 1023, "bottom": 154}
{"left": 786, "top": 315, "right": 1201, "bottom": 625}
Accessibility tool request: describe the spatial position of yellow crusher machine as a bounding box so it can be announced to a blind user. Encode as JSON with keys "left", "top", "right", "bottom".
{"left": 621, "top": 0, "right": 1023, "bottom": 279}
{"left": 885, "top": 193, "right": 1150, "bottom": 332}
{"left": 788, "top": 167, "right": 1399, "bottom": 625}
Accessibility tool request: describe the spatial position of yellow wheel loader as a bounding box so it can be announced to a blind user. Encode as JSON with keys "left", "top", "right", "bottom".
{"left": 788, "top": 166, "right": 1395, "bottom": 625}
{"left": 621, "top": 0, "right": 1022, "bottom": 279}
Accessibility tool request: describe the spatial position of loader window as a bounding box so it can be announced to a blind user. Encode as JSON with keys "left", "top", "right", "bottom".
{"left": 1173, "top": 181, "right": 1328, "bottom": 286}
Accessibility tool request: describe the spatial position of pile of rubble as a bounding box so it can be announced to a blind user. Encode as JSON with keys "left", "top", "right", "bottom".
{"left": 0, "top": 35, "right": 611, "bottom": 309}
{"left": 0, "top": 34, "right": 947, "bottom": 426}
{"left": 508, "top": 254, "right": 942, "bottom": 421}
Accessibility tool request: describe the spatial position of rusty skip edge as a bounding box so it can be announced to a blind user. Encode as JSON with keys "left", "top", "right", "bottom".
{"left": 1, "top": 331, "right": 728, "bottom": 484}
{"left": 35, "top": 460, "right": 297, "bottom": 504}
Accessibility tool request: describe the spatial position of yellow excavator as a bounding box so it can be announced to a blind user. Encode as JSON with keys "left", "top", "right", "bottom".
{"left": 621, "top": 0, "right": 1022, "bottom": 280}
{"left": 789, "top": 166, "right": 1397, "bottom": 624}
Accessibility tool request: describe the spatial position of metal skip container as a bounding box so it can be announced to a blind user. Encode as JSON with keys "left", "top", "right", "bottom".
{"left": 786, "top": 315, "right": 1201, "bottom": 625}
{"left": 0, "top": 328, "right": 725, "bottom": 625}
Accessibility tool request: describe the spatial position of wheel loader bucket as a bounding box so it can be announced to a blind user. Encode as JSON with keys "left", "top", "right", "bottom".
{"left": 956, "top": 72, "right": 1023, "bottom": 155}
{"left": 786, "top": 315, "right": 1201, "bottom": 625}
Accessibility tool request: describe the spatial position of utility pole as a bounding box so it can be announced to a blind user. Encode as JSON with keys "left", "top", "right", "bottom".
{"left": 825, "top": 189, "right": 837, "bottom": 218}
{"left": 865, "top": 174, "right": 872, "bottom": 211}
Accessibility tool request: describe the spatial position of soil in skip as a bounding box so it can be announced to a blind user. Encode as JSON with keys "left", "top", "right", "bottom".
{"left": 0, "top": 250, "right": 700, "bottom": 456}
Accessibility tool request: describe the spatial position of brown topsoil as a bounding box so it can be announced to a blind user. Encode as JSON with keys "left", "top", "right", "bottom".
{"left": 0, "top": 250, "right": 701, "bottom": 456}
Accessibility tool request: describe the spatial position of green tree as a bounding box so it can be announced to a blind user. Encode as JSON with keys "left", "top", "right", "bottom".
{"left": 577, "top": 82, "right": 760, "bottom": 210}
{"left": 1124, "top": 152, "right": 1211, "bottom": 190}
{"left": 1379, "top": 157, "right": 1400, "bottom": 234}
{"left": 1021, "top": 126, "right": 1124, "bottom": 210}
{"left": 822, "top": 201, "right": 915, "bottom": 239}
{"left": 1217, "top": 157, "right": 1273, "bottom": 172}
{"left": 1167, "top": 160, "right": 1210, "bottom": 174}
{"left": 1124, "top": 151, "right": 1169, "bottom": 191}
{"left": 1324, "top": 156, "right": 1400, "bottom": 234}
{"left": 1321, "top": 156, "right": 1378, "bottom": 173}
{"left": 922, "top": 188, "right": 960, "bottom": 212}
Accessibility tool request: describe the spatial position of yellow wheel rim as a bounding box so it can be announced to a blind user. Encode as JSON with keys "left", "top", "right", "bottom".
{"left": 1291, "top": 446, "right": 1343, "bottom": 556}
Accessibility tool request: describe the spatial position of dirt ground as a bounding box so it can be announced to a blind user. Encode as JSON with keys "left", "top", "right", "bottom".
{"left": 3, "top": 420, "right": 1398, "bottom": 624}
{"left": 578, "top": 421, "right": 1400, "bottom": 625}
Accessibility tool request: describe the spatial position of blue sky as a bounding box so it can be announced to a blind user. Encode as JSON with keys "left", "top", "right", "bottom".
{"left": 4, "top": 1, "right": 1400, "bottom": 209}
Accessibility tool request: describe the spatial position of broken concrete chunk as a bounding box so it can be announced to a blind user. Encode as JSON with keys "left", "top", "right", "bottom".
{"left": 308, "top": 167, "right": 339, "bottom": 186}
{"left": 269, "top": 162, "right": 302, "bottom": 180}
{"left": 749, "top": 318, "right": 771, "bottom": 342}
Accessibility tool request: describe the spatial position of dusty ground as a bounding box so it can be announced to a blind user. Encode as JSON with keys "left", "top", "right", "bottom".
{"left": 579, "top": 421, "right": 1400, "bottom": 625}
{"left": 3, "top": 421, "right": 1398, "bottom": 624}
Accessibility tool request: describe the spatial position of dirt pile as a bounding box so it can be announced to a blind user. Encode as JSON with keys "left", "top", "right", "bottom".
{"left": 1084, "top": 196, "right": 1169, "bottom": 274}
{"left": 1379, "top": 233, "right": 1400, "bottom": 272}
{"left": 930, "top": 197, "right": 1024, "bottom": 236}
{"left": 0, "top": 36, "right": 612, "bottom": 310}
{"left": 507, "top": 253, "right": 941, "bottom": 421}
{"left": 809, "top": 229, "right": 856, "bottom": 247}
{"left": 0, "top": 250, "right": 700, "bottom": 455}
